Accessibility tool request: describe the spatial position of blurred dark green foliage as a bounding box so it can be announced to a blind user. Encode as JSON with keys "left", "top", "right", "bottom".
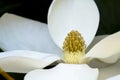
{"left": 0, "top": 0, "right": 52, "bottom": 22}
{"left": 95, "top": 0, "right": 120, "bottom": 35}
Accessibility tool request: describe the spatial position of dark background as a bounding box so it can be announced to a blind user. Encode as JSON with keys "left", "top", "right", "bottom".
{"left": 0, "top": 0, "right": 120, "bottom": 80}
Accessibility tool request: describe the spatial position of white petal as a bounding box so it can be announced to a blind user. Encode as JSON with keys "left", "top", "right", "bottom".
{"left": 85, "top": 34, "right": 120, "bottom": 79}
{"left": 0, "top": 13, "right": 62, "bottom": 56}
{"left": 86, "top": 31, "right": 120, "bottom": 63}
{"left": 48, "top": 0, "right": 99, "bottom": 48}
{"left": 0, "top": 50, "right": 60, "bottom": 73}
{"left": 98, "top": 60, "right": 120, "bottom": 80}
{"left": 106, "top": 75, "right": 120, "bottom": 80}
{"left": 86, "top": 35, "right": 108, "bottom": 52}
{"left": 24, "top": 63, "right": 99, "bottom": 80}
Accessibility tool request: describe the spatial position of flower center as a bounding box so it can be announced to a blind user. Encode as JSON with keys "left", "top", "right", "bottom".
{"left": 63, "top": 30, "right": 86, "bottom": 64}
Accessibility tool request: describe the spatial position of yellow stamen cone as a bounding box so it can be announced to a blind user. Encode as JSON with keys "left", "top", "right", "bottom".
{"left": 63, "top": 30, "right": 86, "bottom": 64}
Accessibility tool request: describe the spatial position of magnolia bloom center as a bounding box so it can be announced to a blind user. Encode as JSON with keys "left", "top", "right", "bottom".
{"left": 63, "top": 30, "right": 86, "bottom": 64}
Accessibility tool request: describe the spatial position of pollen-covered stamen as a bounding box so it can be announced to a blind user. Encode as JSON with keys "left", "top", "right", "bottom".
{"left": 63, "top": 30, "right": 86, "bottom": 64}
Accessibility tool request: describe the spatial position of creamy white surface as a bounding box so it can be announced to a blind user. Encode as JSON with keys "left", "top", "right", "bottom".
{"left": 24, "top": 63, "right": 99, "bottom": 80}
{"left": 48, "top": 0, "right": 99, "bottom": 48}
{"left": 0, "top": 13, "right": 62, "bottom": 56}
{"left": 0, "top": 50, "right": 60, "bottom": 73}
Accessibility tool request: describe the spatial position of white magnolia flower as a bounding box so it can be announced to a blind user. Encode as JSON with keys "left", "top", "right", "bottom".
{"left": 0, "top": 0, "right": 120, "bottom": 80}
